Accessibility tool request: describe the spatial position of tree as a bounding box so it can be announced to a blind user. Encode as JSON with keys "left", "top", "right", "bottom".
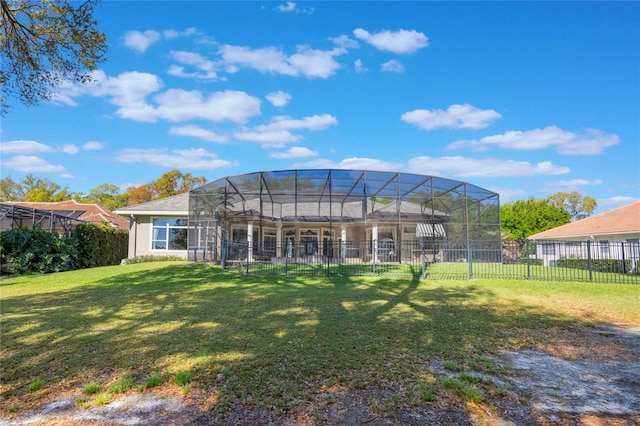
{"left": 21, "top": 174, "right": 70, "bottom": 202}
{"left": 127, "top": 183, "right": 155, "bottom": 205}
{"left": 153, "top": 169, "right": 206, "bottom": 199}
{"left": 548, "top": 191, "right": 597, "bottom": 221}
{"left": 84, "top": 183, "right": 128, "bottom": 210}
{"left": 0, "top": 176, "right": 24, "bottom": 200}
{"left": 501, "top": 197, "right": 571, "bottom": 245}
{"left": 0, "top": 0, "right": 107, "bottom": 114}
{"left": 126, "top": 170, "right": 206, "bottom": 205}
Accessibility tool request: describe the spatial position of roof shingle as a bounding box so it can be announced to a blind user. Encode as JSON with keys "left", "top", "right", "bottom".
{"left": 529, "top": 200, "right": 640, "bottom": 240}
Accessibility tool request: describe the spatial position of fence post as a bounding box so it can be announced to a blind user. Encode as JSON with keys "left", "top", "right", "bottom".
{"left": 285, "top": 243, "right": 289, "bottom": 275}
{"left": 587, "top": 240, "right": 593, "bottom": 282}
{"left": 621, "top": 242, "right": 626, "bottom": 274}
{"left": 526, "top": 240, "right": 531, "bottom": 280}
{"left": 421, "top": 240, "right": 426, "bottom": 280}
{"left": 468, "top": 240, "right": 473, "bottom": 279}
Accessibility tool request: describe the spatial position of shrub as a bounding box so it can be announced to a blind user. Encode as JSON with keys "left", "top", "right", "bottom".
{"left": 145, "top": 374, "right": 163, "bottom": 389}
{"left": 107, "top": 378, "right": 134, "bottom": 394}
{"left": 122, "top": 255, "right": 185, "bottom": 265}
{"left": 74, "top": 223, "right": 128, "bottom": 268}
{"left": 1, "top": 228, "right": 77, "bottom": 274}
{"left": 27, "top": 379, "right": 45, "bottom": 393}
{"left": 174, "top": 371, "right": 192, "bottom": 387}
{"left": 82, "top": 381, "right": 102, "bottom": 395}
{"left": 94, "top": 393, "right": 111, "bottom": 406}
{"left": 557, "top": 257, "right": 633, "bottom": 274}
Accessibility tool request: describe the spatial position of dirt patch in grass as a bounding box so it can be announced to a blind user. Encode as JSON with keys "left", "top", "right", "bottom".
{"left": 1, "top": 324, "right": 639, "bottom": 426}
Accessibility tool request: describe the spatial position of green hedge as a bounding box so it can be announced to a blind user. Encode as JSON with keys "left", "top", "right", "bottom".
{"left": 0, "top": 223, "right": 128, "bottom": 275}
{"left": 75, "top": 223, "right": 128, "bottom": 268}
{"left": 557, "top": 257, "right": 634, "bottom": 274}
{"left": 0, "top": 228, "right": 78, "bottom": 274}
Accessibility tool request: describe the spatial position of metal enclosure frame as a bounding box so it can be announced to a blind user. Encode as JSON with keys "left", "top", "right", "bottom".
{"left": 187, "top": 169, "right": 501, "bottom": 268}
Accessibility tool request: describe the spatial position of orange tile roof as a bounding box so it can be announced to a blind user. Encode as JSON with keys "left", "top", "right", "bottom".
{"left": 6, "top": 200, "right": 129, "bottom": 230}
{"left": 529, "top": 200, "right": 640, "bottom": 240}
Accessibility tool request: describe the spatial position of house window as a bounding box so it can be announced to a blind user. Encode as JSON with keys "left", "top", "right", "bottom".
{"left": 152, "top": 218, "right": 188, "bottom": 250}
{"left": 542, "top": 243, "right": 556, "bottom": 255}
{"left": 263, "top": 228, "right": 277, "bottom": 255}
{"left": 599, "top": 240, "right": 610, "bottom": 256}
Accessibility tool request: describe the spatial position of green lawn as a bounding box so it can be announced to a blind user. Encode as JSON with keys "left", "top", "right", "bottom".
{"left": 1, "top": 261, "right": 639, "bottom": 419}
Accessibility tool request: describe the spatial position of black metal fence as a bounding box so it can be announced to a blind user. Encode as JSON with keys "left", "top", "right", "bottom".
{"left": 215, "top": 239, "right": 640, "bottom": 284}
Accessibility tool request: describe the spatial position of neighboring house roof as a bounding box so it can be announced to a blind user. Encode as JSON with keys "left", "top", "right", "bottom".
{"left": 114, "top": 192, "right": 190, "bottom": 216}
{"left": 6, "top": 200, "right": 129, "bottom": 230}
{"left": 529, "top": 200, "right": 640, "bottom": 240}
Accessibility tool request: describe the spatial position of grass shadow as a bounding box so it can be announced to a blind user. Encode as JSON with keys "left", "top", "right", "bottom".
{"left": 0, "top": 261, "right": 613, "bottom": 423}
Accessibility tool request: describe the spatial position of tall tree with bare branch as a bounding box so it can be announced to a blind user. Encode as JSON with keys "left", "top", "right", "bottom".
{"left": 0, "top": 0, "right": 107, "bottom": 114}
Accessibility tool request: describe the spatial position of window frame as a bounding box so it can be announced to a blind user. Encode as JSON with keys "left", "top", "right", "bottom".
{"left": 150, "top": 217, "right": 189, "bottom": 252}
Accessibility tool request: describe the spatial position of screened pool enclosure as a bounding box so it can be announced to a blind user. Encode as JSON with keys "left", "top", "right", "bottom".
{"left": 187, "top": 170, "right": 500, "bottom": 273}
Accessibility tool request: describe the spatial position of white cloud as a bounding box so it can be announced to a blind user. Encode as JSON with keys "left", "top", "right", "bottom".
{"left": 60, "top": 144, "right": 80, "bottom": 154}
{"left": 266, "top": 91, "right": 292, "bottom": 107}
{"left": 124, "top": 30, "right": 161, "bottom": 52}
{"left": 0, "top": 155, "right": 65, "bottom": 173}
{"left": 597, "top": 196, "right": 638, "bottom": 208}
{"left": 220, "top": 44, "right": 344, "bottom": 79}
{"left": 170, "top": 125, "right": 229, "bottom": 143}
{"left": 544, "top": 178, "right": 603, "bottom": 193}
{"left": 221, "top": 45, "right": 296, "bottom": 75}
{"left": 52, "top": 70, "right": 164, "bottom": 120}
{"left": 276, "top": 2, "right": 314, "bottom": 14}
{"left": 82, "top": 141, "right": 105, "bottom": 151}
{"left": 488, "top": 187, "right": 527, "bottom": 203}
{"left": 293, "top": 157, "right": 402, "bottom": 171}
{"left": 407, "top": 156, "right": 570, "bottom": 178}
{"left": 289, "top": 47, "right": 344, "bottom": 78}
{"left": 258, "top": 114, "right": 338, "bottom": 132}
{"left": 168, "top": 50, "right": 219, "bottom": 80}
{"left": 0, "top": 139, "right": 105, "bottom": 157}
{"left": 381, "top": 59, "right": 404, "bottom": 73}
{"left": 448, "top": 126, "right": 620, "bottom": 155}
{"left": 402, "top": 104, "right": 502, "bottom": 130}
{"left": 0, "top": 140, "right": 54, "bottom": 154}
{"left": 233, "top": 130, "right": 302, "bottom": 147}
{"left": 354, "top": 59, "right": 367, "bottom": 73}
{"left": 270, "top": 146, "right": 319, "bottom": 159}
{"left": 332, "top": 35, "right": 359, "bottom": 49}
{"left": 353, "top": 28, "right": 428, "bottom": 54}
{"left": 116, "top": 148, "right": 237, "bottom": 170}
{"left": 234, "top": 113, "right": 338, "bottom": 147}
{"left": 163, "top": 27, "right": 197, "bottom": 39}
{"left": 278, "top": 2, "right": 296, "bottom": 12}
{"left": 54, "top": 70, "right": 260, "bottom": 124}
{"left": 61, "top": 141, "right": 106, "bottom": 153}
{"left": 153, "top": 89, "right": 261, "bottom": 123}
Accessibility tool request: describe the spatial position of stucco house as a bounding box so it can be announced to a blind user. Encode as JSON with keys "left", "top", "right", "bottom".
{"left": 115, "top": 169, "right": 501, "bottom": 264}
{"left": 528, "top": 200, "right": 640, "bottom": 269}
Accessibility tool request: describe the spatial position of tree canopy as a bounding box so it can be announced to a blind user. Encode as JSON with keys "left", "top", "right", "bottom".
{"left": 0, "top": 0, "right": 107, "bottom": 114}
{"left": 127, "top": 170, "right": 207, "bottom": 204}
{"left": 548, "top": 191, "right": 597, "bottom": 221}
{"left": 0, "top": 170, "right": 205, "bottom": 208}
{"left": 501, "top": 197, "right": 571, "bottom": 243}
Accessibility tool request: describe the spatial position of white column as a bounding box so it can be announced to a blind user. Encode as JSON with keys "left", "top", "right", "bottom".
{"left": 341, "top": 226, "right": 347, "bottom": 259}
{"left": 372, "top": 222, "right": 379, "bottom": 263}
{"left": 276, "top": 222, "right": 283, "bottom": 258}
{"left": 247, "top": 222, "right": 254, "bottom": 262}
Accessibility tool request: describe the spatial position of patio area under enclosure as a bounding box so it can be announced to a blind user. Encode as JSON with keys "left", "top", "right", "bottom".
{"left": 187, "top": 169, "right": 501, "bottom": 273}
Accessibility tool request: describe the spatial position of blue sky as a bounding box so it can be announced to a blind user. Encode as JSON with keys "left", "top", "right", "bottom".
{"left": 1, "top": 1, "right": 639, "bottom": 213}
